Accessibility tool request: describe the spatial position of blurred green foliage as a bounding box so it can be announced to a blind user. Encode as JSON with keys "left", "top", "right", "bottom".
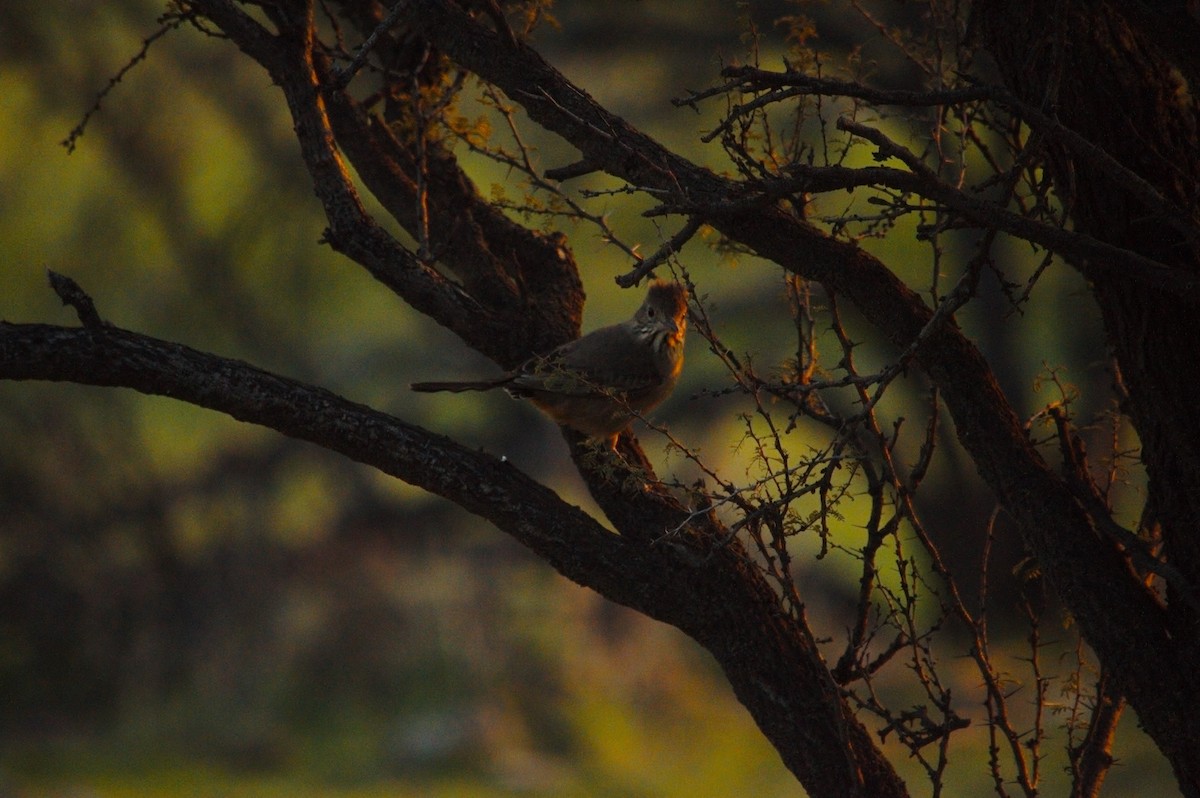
{"left": 0, "top": 1, "right": 1172, "bottom": 796}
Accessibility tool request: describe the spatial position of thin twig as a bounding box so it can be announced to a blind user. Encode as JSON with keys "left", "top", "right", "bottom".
{"left": 62, "top": 15, "right": 187, "bottom": 153}
{"left": 707, "top": 67, "right": 1199, "bottom": 246}
{"left": 615, "top": 217, "right": 702, "bottom": 287}
{"left": 330, "top": 0, "right": 409, "bottom": 90}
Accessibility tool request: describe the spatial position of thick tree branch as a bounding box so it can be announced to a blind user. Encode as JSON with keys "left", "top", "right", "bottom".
{"left": 317, "top": 65, "right": 584, "bottom": 365}
{"left": 0, "top": 317, "right": 727, "bottom": 623}
{"left": 187, "top": 0, "right": 516, "bottom": 358}
{"left": 0, "top": 314, "right": 906, "bottom": 797}
{"left": 392, "top": 0, "right": 1200, "bottom": 780}
{"left": 0, "top": 321, "right": 612, "bottom": 563}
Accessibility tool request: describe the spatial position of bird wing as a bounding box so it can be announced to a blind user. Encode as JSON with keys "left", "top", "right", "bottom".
{"left": 510, "top": 326, "right": 663, "bottom": 398}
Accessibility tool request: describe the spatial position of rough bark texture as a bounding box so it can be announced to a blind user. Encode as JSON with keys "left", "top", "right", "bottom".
{"left": 392, "top": 0, "right": 1200, "bottom": 787}
{"left": 7, "top": 0, "right": 1200, "bottom": 794}
{"left": 976, "top": 2, "right": 1200, "bottom": 791}
{"left": 0, "top": 320, "right": 907, "bottom": 797}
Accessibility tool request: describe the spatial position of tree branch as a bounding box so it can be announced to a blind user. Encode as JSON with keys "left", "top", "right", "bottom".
{"left": 715, "top": 66, "right": 1200, "bottom": 248}
{"left": 328, "top": 0, "right": 409, "bottom": 89}
{"left": 828, "top": 118, "right": 1199, "bottom": 299}
{"left": 614, "top": 216, "right": 702, "bottom": 288}
{"left": 47, "top": 270, "right": 107, "bottom": 328}
{"left": 187, "top": 0, "right": 519, "bottom": 361}
{"left": 317, "top": 65, "right": 585, "bottom": 365}
{"left": 391, "top": 0, "right": 1196, "bottom": 772}
{"left": 1069, "top": 671, "right": 1124, "bottom": 798}
{"left": 0, "top": 320, "right": 613, "bottom": 563}
{"left": 0, "top": 313, "right": 909, "bottom": 796}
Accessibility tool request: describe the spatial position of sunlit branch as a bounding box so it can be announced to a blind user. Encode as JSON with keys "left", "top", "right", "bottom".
{"left": 615, "top": 217, "right": 703, "bottom": 288}
{"left": 709, "top": 67, "right": 1199, "bottom": 247}
{"left": 1069, "top": 670, "right": 1124, "bottom": 798}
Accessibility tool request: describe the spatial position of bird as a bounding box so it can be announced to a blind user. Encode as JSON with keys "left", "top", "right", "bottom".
{"left": 412, "top": 280, "right": 688, "bottom": 448}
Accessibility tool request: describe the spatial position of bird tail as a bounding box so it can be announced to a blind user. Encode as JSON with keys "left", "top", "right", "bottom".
{"left": 411, "top": 376, "right": 512, "bottom": 393}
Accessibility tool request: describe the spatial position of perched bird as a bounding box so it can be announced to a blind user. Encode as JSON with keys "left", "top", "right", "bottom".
{"left": 412, "top": 280, "right": 688, "bottom": 447}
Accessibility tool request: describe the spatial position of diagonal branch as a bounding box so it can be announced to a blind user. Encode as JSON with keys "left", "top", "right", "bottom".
{"left": 821, "top": 119, "right": 1198, "bottom": 298}
{"left": 186, "top": 0, "right": 519, "bottom": 359}
{"left": 615, "top": 216, "right": 703, "bottom": 288}
{"left": 0, "top": 320, "right": 618, "bottom": 570}
{"left": 48, "top": 270, "right": 107, "bottom": 328}
{"left": 391, "top": 0, "right": 1195, "bottom": 774}
{"left": 316, "top": 66, "right": 585, "bottom": 365}
{"left": 328, "top": 0, "right": 409, "bottom": 89}
{"left": 0, "top": 313, "right": 908, "bottom": 797}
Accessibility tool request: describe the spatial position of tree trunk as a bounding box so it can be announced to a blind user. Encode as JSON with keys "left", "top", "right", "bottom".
{"left": 976, "top": 1, "right": 1200, "bottom": 792}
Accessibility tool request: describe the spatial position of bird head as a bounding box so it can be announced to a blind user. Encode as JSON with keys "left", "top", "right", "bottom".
{"left": 636, "top": 280, "right": 689, "bottom": 349}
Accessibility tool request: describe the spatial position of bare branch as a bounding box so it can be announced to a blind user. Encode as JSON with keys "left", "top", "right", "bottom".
{"left": 615, "top": 217, "right": 703, "bottom": 288}
{"left": 714, "top": 67, "right": 1200, "bottom": 247}
{"left": 62, "top": 13, "right": 187, "bottom": 153}
{"left": 544, "top": 158, "right": 600, "bottom": 181}
{"left": 0, "top": 310, "right": 910, "bottom": 798}
{"left": 752, "top": 119, "right": 1200, "bottom": 300}
{"left": 47, "top": 271, "right": 106, "bottom": 329}
{"left": 715, "top": 65, "right": 995, "bottom": 106}
{"left": 329, "top": 0, "right": 409, "bottom": 89}
{"left": 1069, "top": 671, "right": 1124, "bottom": 798}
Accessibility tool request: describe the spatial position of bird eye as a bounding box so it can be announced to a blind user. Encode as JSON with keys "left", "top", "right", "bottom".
{"left": 647, "top": 307, "right": 656, "bottom": 318}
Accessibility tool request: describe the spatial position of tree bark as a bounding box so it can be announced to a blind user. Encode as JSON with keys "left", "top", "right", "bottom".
{"left": 0, "top": 318, "right": 909, "bottom": 798}
{"left": 975, "top": 1, "right": 1200, "bottom": 792}
{"left": 391, "top": 0, "right": 1200, "bottom": 789}
{"left": 165, "top": 2, "right": 915, "bottom": 792}
{"left": 11, "top": 0, "right": 1200, "bottom": 793}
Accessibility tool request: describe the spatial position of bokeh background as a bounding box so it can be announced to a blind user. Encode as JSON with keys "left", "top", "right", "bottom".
{"left": 0, "top": 1, "right": 1177, "bottom": 795}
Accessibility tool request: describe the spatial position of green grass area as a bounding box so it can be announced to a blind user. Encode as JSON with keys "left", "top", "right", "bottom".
{"left": 4, "top": 743, "right": 548, "bottom": 798}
